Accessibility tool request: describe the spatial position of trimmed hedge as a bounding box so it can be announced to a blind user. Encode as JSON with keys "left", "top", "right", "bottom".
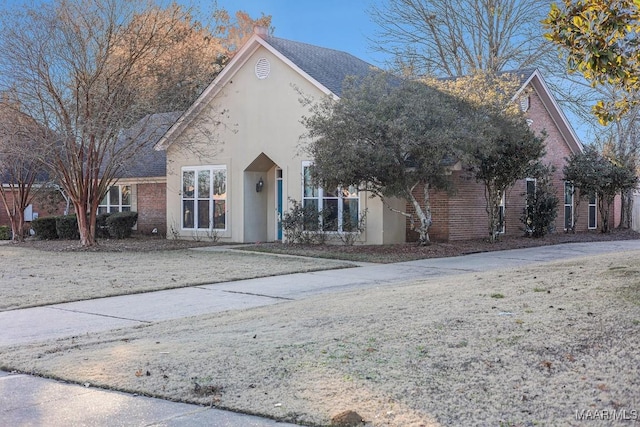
{"left": 96, "top": 212, "right": 112, "bottom": 238}
{"left": 0, "top": 226, "right": 10, "bottom": 240}
{"left": 31, "top": 217, "right": 58, "bottom": 240}
{"left": 106, "top": 211, "right": 138, "bottom": 239}
{"left": 56, "top": 214, "right": 80, "bottom": 240}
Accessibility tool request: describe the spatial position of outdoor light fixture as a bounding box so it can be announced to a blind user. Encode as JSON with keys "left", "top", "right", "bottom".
{"left": 256, "top": 177, "right": 264, "bottom": 193}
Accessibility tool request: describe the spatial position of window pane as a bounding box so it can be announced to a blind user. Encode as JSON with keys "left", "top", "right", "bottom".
{"left": 303, "top": 199, "right": 319, "bottom": 231}
{"left": 526, "top": 180, "right": 535, "bottom": 197}
{"left": 198, "top": 200, "right": 210, "bottom": 229}
{"left": 589, "top": 193, "right": 596, "bottom": 204}
{"left": 213, "top": 200, "right": 225, "bottom": 229}
{"left": 303, "top": 166, "right": 318, "bottom": 198}
{"left": 183, "top": 200, "right": 194, "bottom": 228}
{"left": 589, "top": 206, "right": 596, "bottom": 228}
{"left": 100, "top": 193, "right": 108, "bottom": 206}
{"left": 183, "top": 171, "right": 195, "bottom": 198}
{"left": 342, "top": 199, "right": 359, "bottom": 232}
{"left": 98, "top": 206, "right": 107, "bottom": 215}
{"left": 198, "top": 171, "right": 210, "bottom": 199}
{"left": 322, "top": 198, "right": 339, "bottom": 231}
{"left": 213, "top": 170, "right": 226, "bottom": 198}
{"left": 109, "top": 186, "right": 120, "bottom": 206}
{"left": 122, "top": 206, "right": 131, "bottom": 212}
{"left": 564, "top": 183, "right": 572, "bottom": 205}
{"left": 121, "top": 186, "right": 131, "bottom": 206}
{"left": 564, "top": 206, "right": 572, "bottom": 229}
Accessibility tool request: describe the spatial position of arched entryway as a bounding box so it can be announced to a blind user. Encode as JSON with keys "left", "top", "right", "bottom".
{"left": 243, "top": 153, "right": 282, "bottom": 242}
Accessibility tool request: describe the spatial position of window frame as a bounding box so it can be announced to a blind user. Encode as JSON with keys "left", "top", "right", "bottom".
{"left": 181, "top": 165, "right": 227, "bottom": 231}
{"left": 301, "top": 161, "right": 360, "bottom": 233}
{"left": 99, "top": 185, "right": 131, "bottom": 214}
{"left": 588, "top": 193, "right": 597, "bottom": 230}
{"left": 564, "top": 182, "right": 574, "bottom": 231}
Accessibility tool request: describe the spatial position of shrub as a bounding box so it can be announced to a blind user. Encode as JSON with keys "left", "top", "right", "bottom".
{"left": 282, "top": 199, "right": 327, "bottom": 244}
{"left": 0, "top": 226, "right": 10, "bottom": 240}
{"left": 31, "top": 216, "right": 58, "bottom": 240}
{"left": 96, "top": 212, "right": 112, "bottom": 238}
{"left": 106, "top": 211, "right": 138, "bottom": 239}
{"left": 521, "top": 165, "right": 559, "bottom": 238}
{"left": 56, "top": 214, "right": 80, "bottom": 240}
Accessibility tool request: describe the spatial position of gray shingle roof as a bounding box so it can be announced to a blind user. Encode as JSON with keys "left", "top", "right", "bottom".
{"left": 266, "top": 36, "right": 379, "bottom": 96}
{"left": 118, "top": 112, "right": 181, "bottom": 178}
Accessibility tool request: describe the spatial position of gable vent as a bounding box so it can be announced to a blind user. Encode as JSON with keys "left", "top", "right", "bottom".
{"left": 255, "top": 58, "right": 271, "bottom": 79}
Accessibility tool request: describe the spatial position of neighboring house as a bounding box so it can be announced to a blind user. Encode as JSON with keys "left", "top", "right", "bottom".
{"left": 108, "top": 111, "right": 181, "bottom": 236}
{"left": 156, "top": 27, "right": 593, "bottom": 244}
{"left": 411, "top": 68, "right": 596, "bottom": 242}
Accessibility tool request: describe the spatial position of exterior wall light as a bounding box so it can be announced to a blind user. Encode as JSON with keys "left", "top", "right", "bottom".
{"left": 256, "top": 177, "right": 264, "bottom": 193}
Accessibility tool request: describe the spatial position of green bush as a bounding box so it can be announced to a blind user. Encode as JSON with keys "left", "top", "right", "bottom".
{"left": 96, "top": 212, "right": 112, "bottom": 238}
{"left": 56, "top": 214, "right": 80, "bottom": 240}
{"left": 31, "top": 216, "right": 58, "bottom": 240}
{"left": 0, "top": 226, "right": 10, "bottom": 240}
{"left": 106, "top": 211, "right": 138, "bottom": 239}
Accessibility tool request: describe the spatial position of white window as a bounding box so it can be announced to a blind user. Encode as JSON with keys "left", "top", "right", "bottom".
{"left": 588, "top": 193, "right": 597, "bottom": 229}
{"left": 497, "top": 191, "right": 505, "bottom": 234}
{"left": 302, "top": 162, "right": 359, "bottom": 232}
{"left": 564, "top": 182, "right": 574, "bottom": 230}
{"left": 182, "top": 166, "right": 227, "bottom": 230}
{"left": 99, "top": 185, "right": 131, "bottom": 214}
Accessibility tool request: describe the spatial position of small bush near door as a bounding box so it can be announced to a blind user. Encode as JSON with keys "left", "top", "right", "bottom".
{"left": 106, "top": 211, "right": 138, "bottom": 239}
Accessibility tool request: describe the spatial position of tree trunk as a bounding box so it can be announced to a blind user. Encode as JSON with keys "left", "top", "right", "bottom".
{"left": 407, "top": 183, "right": 432, "bottom": 246}
{"left": 619, "top": 189, "right": 633, "bottom": 229}
{"left": 599, "top": 195, "right": 612, "bottom": 233}
{"left": 485, "top": 183, "right": 502, "bottom": 243}
{"left": 9, "top": 208, "right": 25, "bottom": 242}
{"left": 74, "top": 203, "right": 96, "bottom": 247}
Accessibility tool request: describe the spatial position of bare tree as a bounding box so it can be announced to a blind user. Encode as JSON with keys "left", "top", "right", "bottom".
{"left": 0, "top": 0, "right": 223, "bottom": 246}
{"left": 0, "top": 101, "right": 48, "bottom": 242}
{"left": 370, "top": 0, "right": 554, "bottom": 77}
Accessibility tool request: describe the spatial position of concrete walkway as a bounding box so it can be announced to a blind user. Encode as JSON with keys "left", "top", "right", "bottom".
{"left": 2, "top": 239, "right": 640, "bottom": 426}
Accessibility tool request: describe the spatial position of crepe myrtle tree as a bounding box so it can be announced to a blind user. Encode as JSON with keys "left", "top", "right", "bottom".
{"left": 0, "top": 0, "right": 227, "bottom": 246}
{"left": 301, "top": 72, "right": 475, "bottom": 245}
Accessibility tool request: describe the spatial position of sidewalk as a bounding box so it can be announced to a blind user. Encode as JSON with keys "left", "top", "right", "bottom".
{"left": 2, "top": 239, "right": 640, "bottom": 426}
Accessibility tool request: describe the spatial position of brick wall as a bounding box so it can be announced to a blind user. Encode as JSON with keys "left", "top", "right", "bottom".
{"left": 136, "top": 183, "right": 167, "bottom": 235}
{"left": 405, "top": 82, "right": 607, "bottom": 242}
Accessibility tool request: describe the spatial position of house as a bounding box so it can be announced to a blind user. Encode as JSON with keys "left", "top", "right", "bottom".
{"left": 156, "top": 27, "right": 406, "bottom": 244}
{"left": 412, "top": 68, "right": 595, "bottom": 242}
{"left": 156, "top": 27, "right": 592, "bottom": 244}
{"left": 105, "top": 111, "right": 181, "bottom": 236}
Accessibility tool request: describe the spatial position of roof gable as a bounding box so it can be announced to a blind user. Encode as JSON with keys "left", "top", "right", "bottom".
{"left": 156, "top": 33, "right": 379, "bottom": 151}
{"left": 514, "top": 69, "right": 583, "bottom": 155}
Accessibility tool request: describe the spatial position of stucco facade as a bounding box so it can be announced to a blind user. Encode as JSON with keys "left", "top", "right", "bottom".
{"left": 159, "top": 31, "right": 406, "bottom": 244}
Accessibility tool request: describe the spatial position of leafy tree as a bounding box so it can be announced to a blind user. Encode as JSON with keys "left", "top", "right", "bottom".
{"left": 302, "top": 73, "right": 474, "bottom": 245}
{"left": 0, "top": 102, "right": 48, "bottom": 242}
{"left": 543, "top": 0, "right": 640, "bottom": 123}
{"left": 112, "top": 5, "right": 272, "bottom": 115}
{"left": 563, "top": 145, "right": 637, "bottom": 232}
{"left": 370, "top": 0, "right": 554, "bottom": 77}
{"left": 432, "top": 72, "right": 547, "bottom": 241}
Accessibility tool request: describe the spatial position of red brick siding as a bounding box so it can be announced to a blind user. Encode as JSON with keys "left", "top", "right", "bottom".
{"left": 136, "top": 183, "right": 166, "bottom": 235}
{"left": 406, "top": 83, "right": 606, "bottom": 241}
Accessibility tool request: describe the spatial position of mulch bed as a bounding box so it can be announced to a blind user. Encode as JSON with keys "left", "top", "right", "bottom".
{"left": 10, "top": 229, "right": 639, "bottom": 262}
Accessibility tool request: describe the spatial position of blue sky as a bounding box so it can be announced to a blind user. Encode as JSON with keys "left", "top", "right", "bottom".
{"left": 203, "top": 0, "right": 386, "bottom": 65}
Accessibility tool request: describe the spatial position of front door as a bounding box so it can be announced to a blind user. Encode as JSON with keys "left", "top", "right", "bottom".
{"left": 276, "top": 168, "right": 283, "bottom": 240}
